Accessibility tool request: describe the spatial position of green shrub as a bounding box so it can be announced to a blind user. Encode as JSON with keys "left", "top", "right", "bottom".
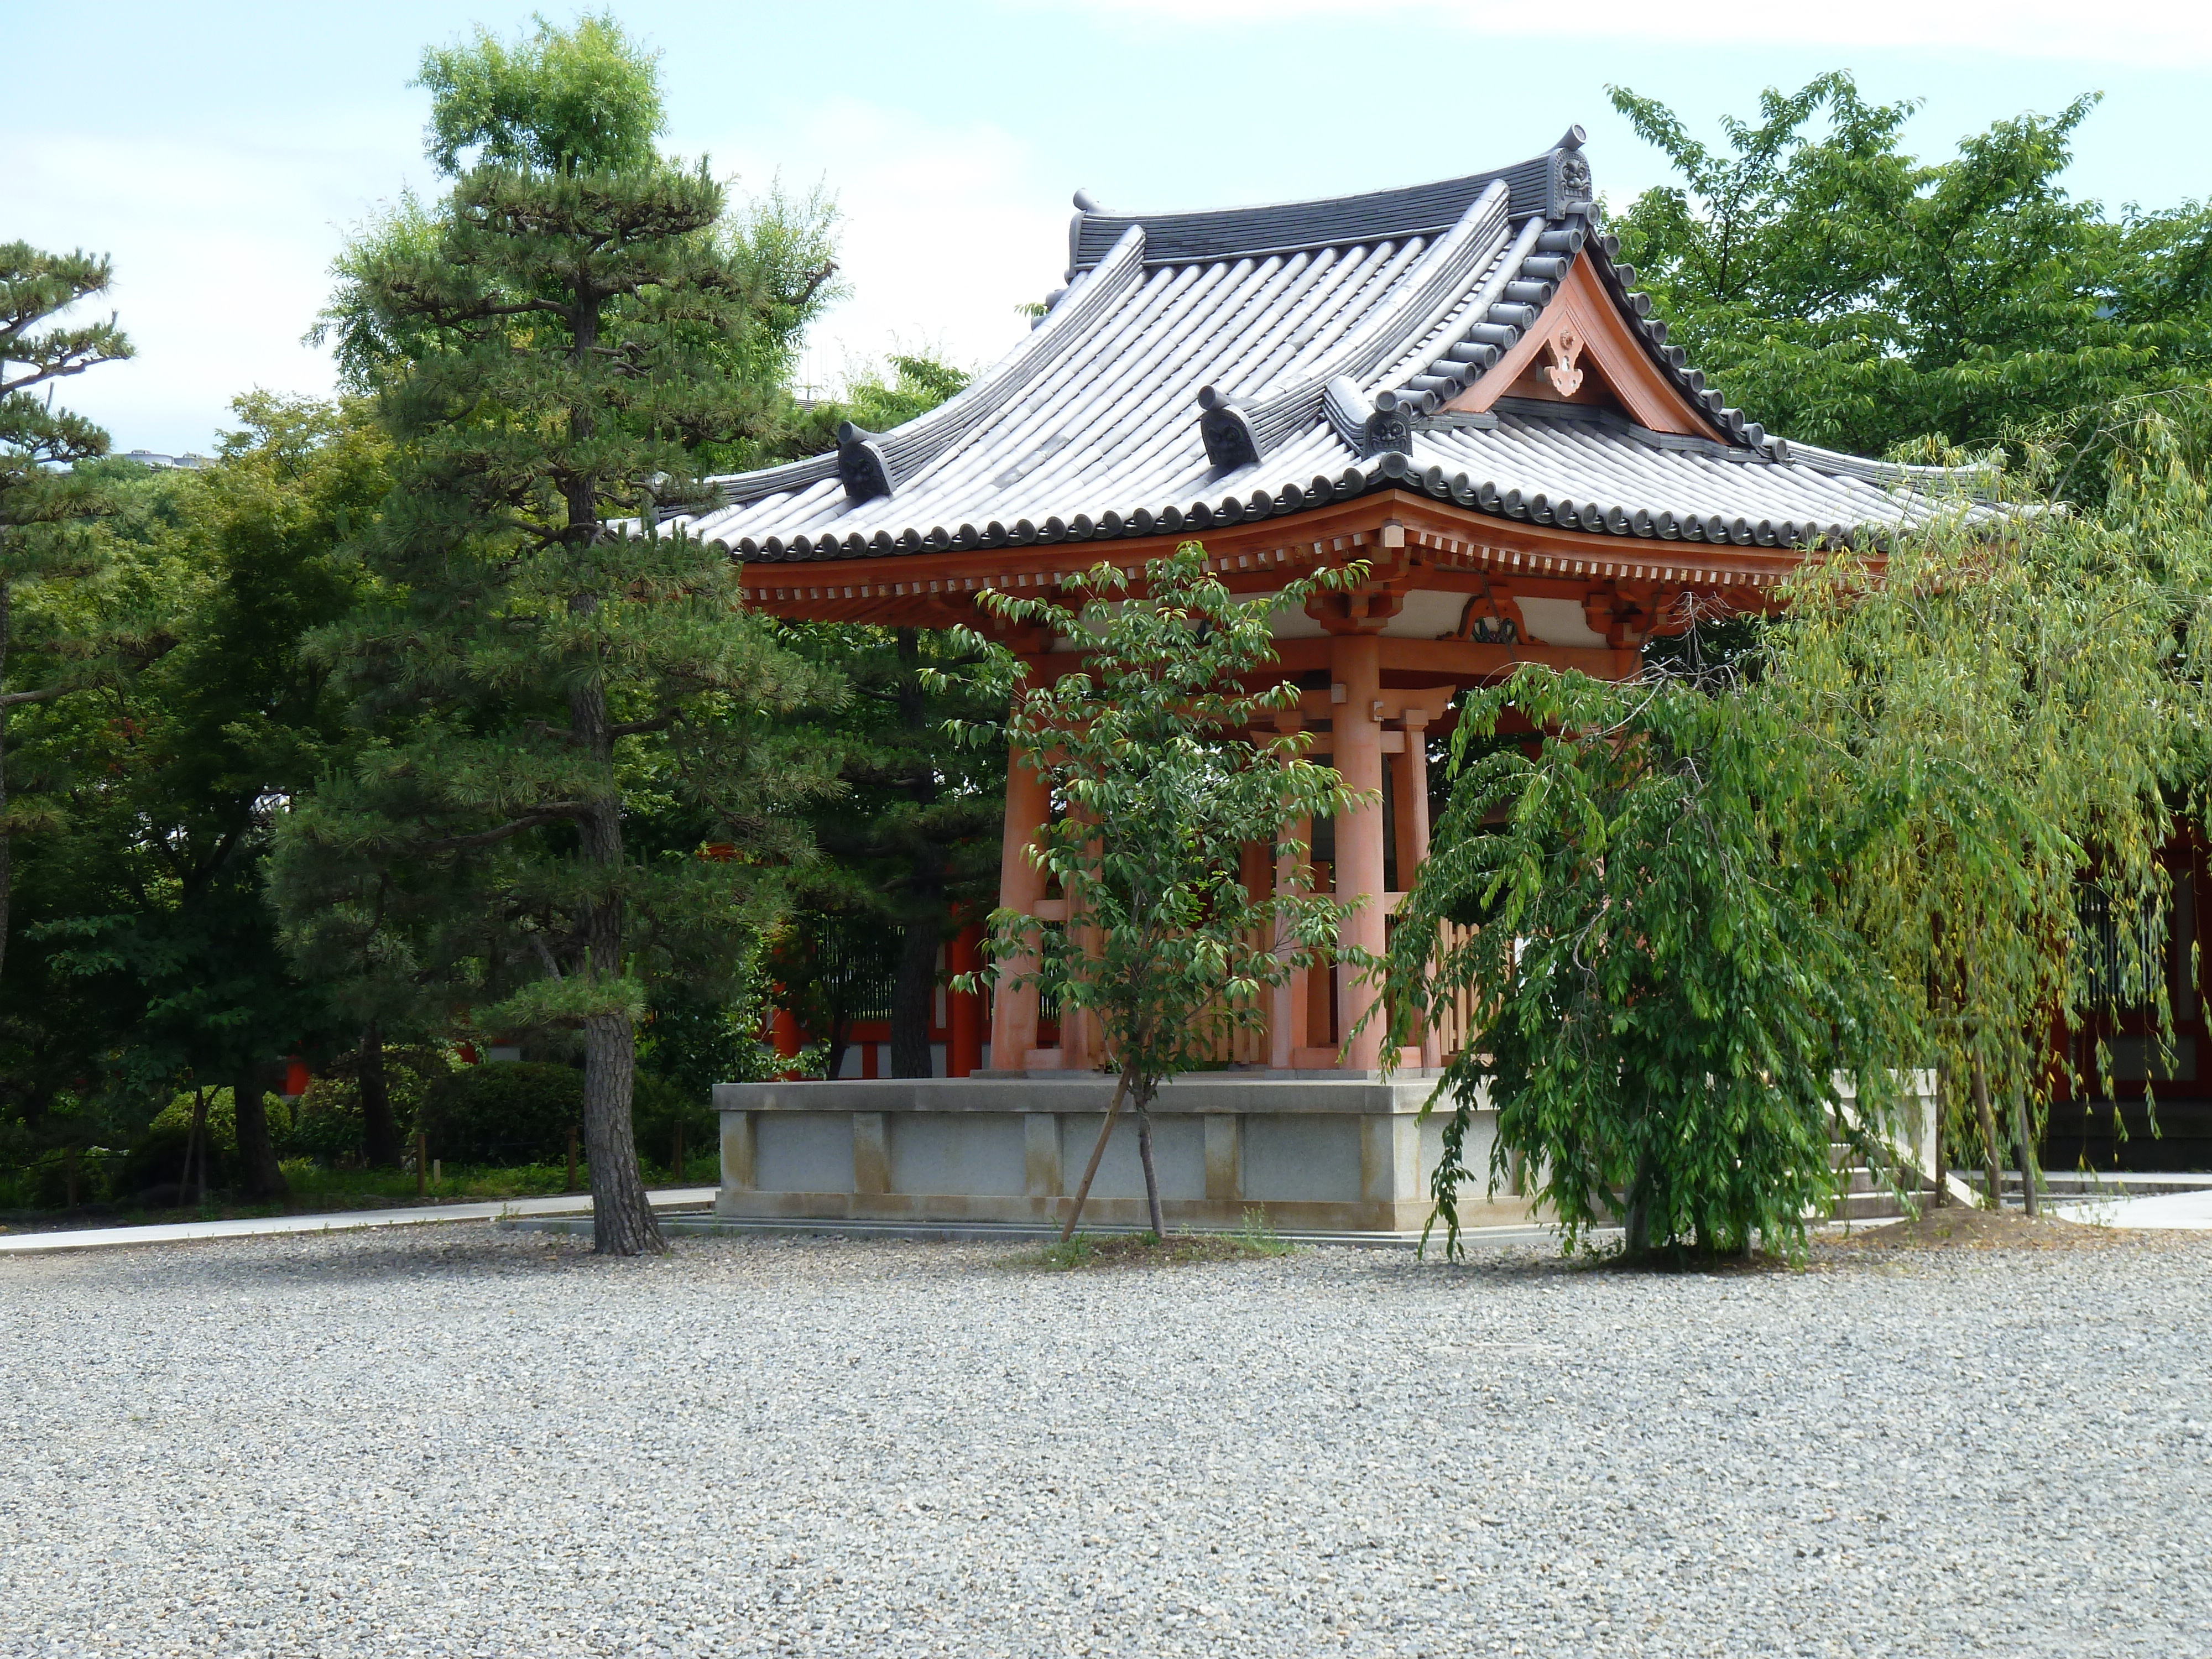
{"left": 629, "top": 1071, "right": 712, "bottom": 1171}
{"left": 284, "top": 1077, "right": 366, "bottom": 1162}
{"left": 416, "top": 1062, "right": 583, "bottom": 1165}
{"left": 120, "top": 1121, "right": 229, "bottom": 1198}
{"left": 25, "top": 1147, "right": 116, "bottom": 1208}
{"left": 144, "top": 1088, "right": 293, "bottom": 1156}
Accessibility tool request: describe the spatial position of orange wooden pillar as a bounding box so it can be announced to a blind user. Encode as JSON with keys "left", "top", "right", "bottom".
{"left": 947, "top": 922, "right": 984, "bottom": 1078}
{"left": 989, "top": 743, "right": 1051, "bottom": 1072}
{"left": 1391, "top": 711, "right": 1432, "bottom": 888}
{"left": 1392, "top": 709, "right": 1437, "bottom": 1067}
{"left": 1332, "top": 632, "right": 1387, "bottom": 1071}
{"left": 1272, "top": 813, "right": 1313, "bottom": 1070}
{"left": 770, "top": 1006, "right": 805, "bottom": 1080}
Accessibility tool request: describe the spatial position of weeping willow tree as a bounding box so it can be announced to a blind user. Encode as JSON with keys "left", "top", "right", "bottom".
{"left": 1390, "top": 393, "right": 2212, "bottom": 1258}
{"left": 1773, "top": 410, "right": 2210, "bottom": 1212}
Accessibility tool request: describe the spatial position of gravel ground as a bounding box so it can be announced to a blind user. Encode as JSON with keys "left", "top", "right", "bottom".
{"left": 3, "top": 1227, "right": 2208, "bottom": 1658}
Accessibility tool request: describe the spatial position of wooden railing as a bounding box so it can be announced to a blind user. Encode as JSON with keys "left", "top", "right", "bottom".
{"left": 1423, "top": 919, "right": 1484, "bottom": 1061}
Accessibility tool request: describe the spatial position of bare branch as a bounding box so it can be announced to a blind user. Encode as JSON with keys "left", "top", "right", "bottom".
{"left": 606, "top": 709, "right": 682, "bottom": 740}
{"left": 415, "top": 804, "right": 591, "bottom": 853}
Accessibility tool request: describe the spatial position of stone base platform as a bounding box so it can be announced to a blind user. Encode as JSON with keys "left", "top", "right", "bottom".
{"left": 709, "top": 1072, "right": 1497, "bottom": 1237}
{"left": 496, "top": 1211, "right": 1563, "bottom": 1249}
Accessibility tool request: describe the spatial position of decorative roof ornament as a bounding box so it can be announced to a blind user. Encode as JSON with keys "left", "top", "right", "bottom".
{"left": 837, "top": 422, "right": 895, "bottom": 504}
{"left": 1549, "top": 126, "right": 1594, "bottom": 217}
{"left": 1326, "top": 377, "right": 1428, "bottom": 460}
{"left": 1196, "top": 385, "right": 1262, "bottom": 472}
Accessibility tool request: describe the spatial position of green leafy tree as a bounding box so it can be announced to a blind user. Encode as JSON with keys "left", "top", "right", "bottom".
{"left": 963, "top": 544, "right": 1364, "bottom": 1237}
{"left": 1388, "top": 666, "right": 1917, "bottom": 1261}
{"left": 1606, "top": 74, "right": 2212, "bottom": 460}
{"left": 415, "top": 13, "right": 664, "bottom": 177}
{"left": 0, "top": 243, "right": 133, "bottom": 982}
{"left": 1775, "top": 414, "right": 2209, "bottom": 1208}
{"left": 779, "top": 621, "right": 1004, "bottom": 1078}
{"left": 0, "top": 457, "right": 184, "bottom": 1178}
{"left": 24, "top": 398, "right": 384, "bottom": 1197}
{"left": 278, "top": 16, "right": 839, "bottom": 1253}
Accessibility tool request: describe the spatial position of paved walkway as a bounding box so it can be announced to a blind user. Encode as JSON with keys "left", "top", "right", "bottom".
{"left": 2051, "top": 1186, "right": 2212, "bottom": 1229}
{"left": 11, "top": 1182, "right": 2211, "bottom": 1253}
{"left": 0, "top": 1187, "right": 718, "bottom": 1254}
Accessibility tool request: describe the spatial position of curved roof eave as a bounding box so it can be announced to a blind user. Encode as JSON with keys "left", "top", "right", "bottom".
{"left": 670, "top": 133, "right": 2007, "bottom": 569}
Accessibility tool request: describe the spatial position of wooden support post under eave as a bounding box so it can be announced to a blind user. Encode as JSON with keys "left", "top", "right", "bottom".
{"left": 989, "top": 741, "right": 1051, "bottom": 1072}
{"left": 947, "top": 923, "right": 984, "bottom": 1078}
{"left": 1273, "top": 812, "right": 1313, "bottom": 1070}
{"left": 1394, "top": 709, "right": 1441, "bottom": 1069}
{"left": 1333, "top": 631, "right": 1387, "bottom": 1071}
{"left": 1058, "top": 809, "right": 1102, "bottom": 1073}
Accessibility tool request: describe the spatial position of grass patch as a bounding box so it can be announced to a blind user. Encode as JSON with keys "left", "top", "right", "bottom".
{"left": 1026, "top": 1208, "right": 1298, "bottom": 1271}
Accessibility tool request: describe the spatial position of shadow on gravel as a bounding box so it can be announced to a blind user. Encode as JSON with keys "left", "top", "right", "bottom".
{"left": 98, "top": 1230, "right": 613, "bottom": 1288}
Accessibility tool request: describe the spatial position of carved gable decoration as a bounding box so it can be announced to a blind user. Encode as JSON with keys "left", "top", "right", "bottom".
{"left": 1543, "top": 325, "right": 1585, "bottom": 398}
{"left": 1442, "top": 258, "right": 1723, "bottom": 439}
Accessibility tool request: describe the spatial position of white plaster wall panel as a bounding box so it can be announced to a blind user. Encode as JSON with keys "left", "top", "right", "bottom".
{"left": 754, "top": 1113, "right": 857, "bottom": 1194}
{"left": 1266, "top": 603, "right": 1331, "bottom": 640}
{"left": 888, "top": 1113, "right": 1027, "bottom": 1197}
{"left": 1379, "top": 588, "right": 1470, "bottom": 639}
{"left": 1058, "top": 1113, "right": 1206, "bottom": 1200}
{"left": 1513, "top": 595, "right": 1607, "bottom": 648}
{"left": 1242, "top": 1115, "right": 1362, "bottom": 1202}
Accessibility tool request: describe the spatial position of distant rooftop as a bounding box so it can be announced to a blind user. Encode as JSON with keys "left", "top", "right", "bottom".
{"left": 116, "top": 450, "right": 214, "bottom": 471}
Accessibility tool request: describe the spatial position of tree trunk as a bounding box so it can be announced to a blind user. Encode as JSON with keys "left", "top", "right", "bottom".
{"left": 231, "top": 1071, "right": 289, "bottom": 1199}
{"left": 571, "top": 656, "right": 661, "bottom": 1254}
{"left": 176, "top": 1095, "right": 200, "bottom": 1205}
{"left": 890, "top": 904, "right": 941, "bottom": 1078}
{"left": 561, "top": 398, "right": 664, "bottom": 1259}
{"left": 1059, "top": 1068, "right": 1131, "bottom": 1240}
{"left": 2011, "top": 1090, "right": 2040, "bottom": 1219}
{"left": 1622, "top": 1151, "right": 1657, "bottom": 1262}
{"left": 1134, "top": 1093, "right": 1166, "bottom": 1239}
{"left": 1972, "top": 1057, "right": 2004, "bottom": 1212}
{"left": 582, "top": 1010, "right": 663, "bottom": 1255}
{"left": 186, "top": 1089, "right": 210, "bottom": 1206}
{"left": 358, "top": 1024, "right": 403, "bottom": 1168}
{"left": 0, "top": 577, "right": 12, "bottom": 986}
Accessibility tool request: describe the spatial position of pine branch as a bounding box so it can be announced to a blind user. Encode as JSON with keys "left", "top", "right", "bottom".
{"left": 605, "top": 710, "right": 681, "bottom": 739}
{"left": 414, "top": 804, "right": 592, "bottom": 852}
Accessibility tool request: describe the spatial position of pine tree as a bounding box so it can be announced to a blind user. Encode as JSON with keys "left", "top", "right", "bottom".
{"left": 0, "top": 243, "right": 132, "bottom": 982}
{"left": 278, "top": 17, "right": 838, "bottom": 1253}
{"left": 779, "top": 623, "right": 1003, "bottom": 1079}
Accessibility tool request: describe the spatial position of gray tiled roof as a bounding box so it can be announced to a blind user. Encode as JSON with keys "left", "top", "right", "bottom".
{"left": 672, "top": 134, "right": 1993, "bottom": 565}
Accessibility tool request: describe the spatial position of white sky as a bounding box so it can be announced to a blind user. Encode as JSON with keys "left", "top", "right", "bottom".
{"left": 9, "top": 0, "right": 2208, "bottom": 454}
